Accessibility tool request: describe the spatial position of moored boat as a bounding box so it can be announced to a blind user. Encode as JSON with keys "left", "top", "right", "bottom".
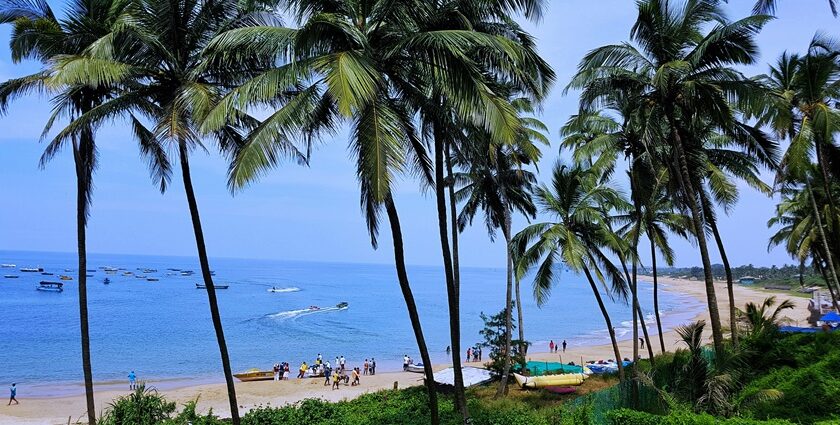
{"left": 37, "top": 281, "right": 64, "bottom": 292}
{"left": 512, "top": 372, "right": 587, "bottom": 389}
{"left": 4, "top": 275, "right": 19, "bottom": 279}
{"left": 41, "top": 272, "right": 53, "bottom": 275}
{"left": 147, "top": 278, "right": 159, "bottom": 282}
{"left": 20, "top": 267, "right": 43, "bottom": 273}
{"left": 233, "top": 369, "right": 274, "bottom": 382}
{"left": 59, "top": 275, "right": 73, "bottom": 281}
{"left": 1, "top": 264, "right": 15, "bottom": 268}
{"left": 406, "top": 363, "right": 425, "bottom": 373}
{"left": 336, "top": 302, "right": 349, "bottom": 309}
{"left": 195, "top": 283, "right": 229, "bottom": 289}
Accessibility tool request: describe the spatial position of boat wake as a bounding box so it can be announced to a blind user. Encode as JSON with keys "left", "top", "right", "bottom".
{"left": 266, "top": 305, "right": 348, "bottom": 320}
{"left": 267, "top": 287, "right": 301, "bottom": 293}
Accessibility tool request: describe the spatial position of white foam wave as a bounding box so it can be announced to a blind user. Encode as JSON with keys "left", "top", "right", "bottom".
{"left": 267, "top": 305, "right": 347, "bottom": 319}
{"left": 267, "top": 287, "right": 301, "bottom": 293}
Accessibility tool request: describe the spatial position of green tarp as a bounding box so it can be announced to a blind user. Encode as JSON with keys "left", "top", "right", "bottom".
{"left": 524, "top": 361, "right": 583, "bottom": 375}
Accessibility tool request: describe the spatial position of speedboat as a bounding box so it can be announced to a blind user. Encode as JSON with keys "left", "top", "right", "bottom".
{"left": 267, "top": 286, "right": 301, "bottom": 293}
{"left": 234, "top": 369, "right": 275, "bottom": 382}
{"left": 20, "top": 267, "right": 43, "bottom": 273}
{"left": 336, "top": 302, "right": 349, "bottom": 309}
{"left": 308, "top": 305, "right": 321, "bottom": 311}
{"left": 181, "top": 271, "right": 195, "bottom": 276}
{"left": 59, "top": 275, "right": 73, "bottom": 281}
{"left": 1, "top": 264, "right": 15, "bottom": 268}
{"left": 406, "top": 363, "right": 425, "bottom": 373}
{"left": 4, "top": 275, "right": 18, "bottom": 279}
{"left": 196, "top": 283, "right": 229, "bottom": 289}
{"left": 37, "top": 281, "right": 64, "bottom": 292}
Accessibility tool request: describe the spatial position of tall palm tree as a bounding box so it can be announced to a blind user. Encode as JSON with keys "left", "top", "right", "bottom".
{"left": 46, "top": 0, "right": 275, "bottom": 422}
{"left": 454, "top": 96, "right": 545, "bottom": 396}
{"left": 0, "top": 0, "right": 134, "bottom": 422}
{"left": 750, "top": 0, "right": 837, "bottom": 16}
{"left": 569, "top": 0, "right": 772, "bottom": 358}
{"left": 512, "top": 163, "right": 629, "bottom": 380}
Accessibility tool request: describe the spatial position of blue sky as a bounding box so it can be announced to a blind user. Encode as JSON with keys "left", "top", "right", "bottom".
{"left": 0, "top": 1, "right": 836, "bottom": 268}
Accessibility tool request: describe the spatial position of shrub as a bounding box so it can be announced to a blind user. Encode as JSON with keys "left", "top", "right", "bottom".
{"left": 606, "top": 409, "right": 796, "bottom": 425}
{"left": 99, "top": 385, "right": 177, "bottom": 425}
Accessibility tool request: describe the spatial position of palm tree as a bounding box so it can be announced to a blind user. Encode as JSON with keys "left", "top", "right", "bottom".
{"left": 740, "top": 296, "right": 795, "bottom": 340}
{"left": 569, "top": 0, "right": 772, "bottom": 358}
{"left": 46, "top": 0, "right": 274, "bottom": 422}
{"left": 0, "top": 0, "right": 133, "bottom": 422}
{"left": 750, "top": 0, "right": 837, "bottom": 16}
{"left": 454, "top": 96, "right": 545, "bottom": 396}
{"left": 512, "top": 163, "right": 629, "bottom": 380}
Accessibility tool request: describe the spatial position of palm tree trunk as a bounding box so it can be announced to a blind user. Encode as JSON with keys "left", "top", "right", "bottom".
{"left": 496, "top": 216, "right": 514, "bottom": 398}
{"left": 667, "top": 115, "right": 724, "bottom": 358}
{"left": 445, "top": 141, "right": 460, "bottom": 297}
{"left": 805, "top": 179, "right": 840, "bottom": 312}
{"left": 516, "top": 279, "right": 525, "bottom": 356}
{"left": 709, "top": 218, "right": 737, "bottom": 345}
{"left": 650, "top": 238, "right": 666, "bottom": 354}
{"left": 581, "top": 266, "right": 624, "bottom": 380}
{"left": 433, "top": 132, "right": 468, "bottom": 422}
{"left": 384, "top": 196, "right": 439, "bottom": 424}
{"left": 178, "top": 142, "right": 240, "bottom": 425}
{"left": 72, "top": 140, "right": 96, "bottom": 425}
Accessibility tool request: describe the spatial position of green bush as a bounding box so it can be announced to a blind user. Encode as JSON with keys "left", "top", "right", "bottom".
{"left": 738, "top": 350, "right": 840, "bottom": 424}
{"left": 606, "top": 409, "right": 796, "bottom": 425}
{"left": 99, "top": 386, "right": 177, "bottom": 425}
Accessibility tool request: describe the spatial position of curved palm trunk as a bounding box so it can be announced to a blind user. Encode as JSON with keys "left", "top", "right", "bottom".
{"left": 805, "top": 179, "right": 840, "bottom": 312}
{"left": 178, "top": 142, "right": 240, "bottom": 425}
{"left": 433, "top": 133, "right": 468, "bottom": 422}
{"left": 445, "top": 142, "right": 460, "bottom": 297}
{"left": 73, "top": 140, "right": 96, "bottom": 425}
{"left": 496, "top": 217, "right": 514, "bottom": 398}
{"left": 384, "top": 196, "right": 439, "bottom": 424}
{"left": 516, "top": 279, "right": 525, "bottom": 355}
{"left": 650, "top": 239, "right": 666, "bottom": 353}
{"left": 709, "top": 219, "right": 737, "bottom": 345}
{"left": 667, "top": 116, "right": 724, "bottom": 358}
{"left": 581, "top": 266, "right": 624, "bottom": 380}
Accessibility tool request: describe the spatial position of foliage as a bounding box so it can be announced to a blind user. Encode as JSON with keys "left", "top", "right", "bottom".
{"left": 478, "top": 308, "right": 527, "bottom": 379}
{"left": 607, "top": 409, "right": 795, "bottom": 425}
{"left": 99, "top": 385, "right": 177, "bottom": 425}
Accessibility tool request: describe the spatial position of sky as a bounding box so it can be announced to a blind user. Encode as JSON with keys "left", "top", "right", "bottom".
{"left": 0, "top": 1, "right": 837, "bottom": 269}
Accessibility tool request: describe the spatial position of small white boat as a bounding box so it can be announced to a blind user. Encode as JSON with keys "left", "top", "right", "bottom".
{"left": 406, "top": 363, "right": 426, "bottom": 373}
{"left": 20, "top": 267, "right": 43, "bottom": 273}
{"left": 196, "top": 283, "right": 229, "bottom": 289}
{"left": 37, "top": 281, "right": 64, "bottom": 292}
{"left": 4, "top": 275, "right": 19, "bottom": 279}
{"left": 1, "top": 264, "right": 15, "bottom": 268}
{"left": 267, "top": 286, "right": 301, "bottom": 293}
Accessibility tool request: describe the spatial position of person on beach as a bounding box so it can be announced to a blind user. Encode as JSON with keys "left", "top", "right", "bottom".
{"left": 283, "top": 363, "right": 290, "bottom": 380}
{"left": 549, "top": 340, "right": 555, "bottom": 352}
{"left": 331, "top": 370, "right": 340, "bottom": 390}
{"left": 273, "top": 363, "right": 281, "bottom": 381}
{"left": 478, "top": 346, "right": 482, "bottom": 362}
{"left": 403, "top": 354, "right": 410, "bottom": 371}
{"left": 8, "top": 384, "right": 17, "bottom": 406}
{"left": 316, "top": 353, "right": 322, "bottom": 365}
{"left": 473, "top": 348, "right": 479, "bottom": 362}
{"left": 128, "top": 371, "right": 137, "bottom": 390}
{"left": 466, "top": 347, "right": 472, "bottom": 363}
{"left": 324, "top": 362, "right": 332, "bottom": 386}
{"left": 562, "top": 340, "right": 567, "bottom": 352}
{"left": 298, "top": 362, "right": 308, "bottom": 378}
{"left": 340, "top": 356, "right": 346, "bottom": 371}
{"left": 446, "top": 346, "right": 451, "bottom": 356}
{"left": 370, "top": 358, "right": 376, "bottom": 375}
{"left": 351, "top": 368, "right": 360, "bottom": 386}
{"left": 363, "top": 359, "right": 369, "bottom": 375}
{"left": 639, "top": 337, "right": 645, "bottom": 349}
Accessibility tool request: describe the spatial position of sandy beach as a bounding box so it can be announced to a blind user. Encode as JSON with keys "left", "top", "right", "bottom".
{"left": 0, "top": 276, "right": 814, "bottom": 425}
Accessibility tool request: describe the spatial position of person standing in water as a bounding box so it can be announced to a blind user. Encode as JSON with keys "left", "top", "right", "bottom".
{"left": 8, "top": 384, "right": 18, "bottom": 405}
{"left": 128, "top": 371, "right": 137, "bottom": 390}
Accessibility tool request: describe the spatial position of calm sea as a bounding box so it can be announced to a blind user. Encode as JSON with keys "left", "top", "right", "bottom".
{"left": 0, "top": 250, "right": 702, "bottom": 396}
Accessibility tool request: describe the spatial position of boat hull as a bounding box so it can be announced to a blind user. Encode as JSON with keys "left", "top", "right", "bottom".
{"left": 512, "top": 373, "right": 586, "bottom": 388}
{"left": 234, "top": 371, "right": 275, "bottom": 382}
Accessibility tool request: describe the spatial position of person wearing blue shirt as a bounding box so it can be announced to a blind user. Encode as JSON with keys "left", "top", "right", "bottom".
{"left": 128, "top": 371, "right": 137, "bottom": 390}
{"left": 8, "top": 383, "right": 18, "bottom": 405}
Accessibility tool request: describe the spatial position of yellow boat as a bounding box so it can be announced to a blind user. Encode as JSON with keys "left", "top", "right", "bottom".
{"left": 233, "top": 369, "right": 275, "bottom": 382}
{"left": 59, "top": 275, "right": 73, "bottom": 281}
{"left": 513, "top": 372, "right": 587, "bottom": 388}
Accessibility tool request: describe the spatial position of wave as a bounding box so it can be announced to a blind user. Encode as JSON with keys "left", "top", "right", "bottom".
{"left": 267, "top": 287, "right": 301, "bottom": 293}
{"left": 266, "top": 305, "right": 348, "bottom": 320}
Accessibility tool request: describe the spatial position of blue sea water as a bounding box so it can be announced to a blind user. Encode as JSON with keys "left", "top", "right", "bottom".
{"left": 0, "top": 250, "right": 702, "bottom": 396}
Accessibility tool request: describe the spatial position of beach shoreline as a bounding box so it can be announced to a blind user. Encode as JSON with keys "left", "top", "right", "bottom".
{"left": 0, "top": 275, "right": 814, "bottom": 424}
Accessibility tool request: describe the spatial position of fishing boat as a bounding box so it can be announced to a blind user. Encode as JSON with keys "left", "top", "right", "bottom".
{"left": 1, "top": 264, "right": 15, "bottom": 268}
{"left": 195, "top": 283, "right": 229, "bottom": 289}
{"left": 233, "top": 369, "right": 275, "bottom": 382}
{"left": 147, "top": 278, "right": 159, "bottom": 282}
{"left": 181, "top": 271, "right": 195, "bottom": 276}
{"left": 4, "top": 275, "right": 19, "bottom": 279}
{"left": 406, "top": 363, "right": 426, "bottom": 373}
{"left": 41, "top": 272, "right": 53, "bottom": 275}
{"left": 20, "top": 267, "right": 43, "bottom": 273}
{"left": 59, "top": 275, "right": 73, "bottom": 281}
{"left": 103, "top": 267, "right": 118, "bottom": 272}
{"left": 336, "top": 302, "right": 349, "bottom": 309}
{"left": 103, "top": 278, "right": 111, "bottom": 285}
{"left": 143, "top": 269, "right": 157, "bottom": 273}
{"left": 512, "top": 372, "right": 587, "bottom": 389}
{"left": 37, "top": 281, "right": 64, "bottom": 292}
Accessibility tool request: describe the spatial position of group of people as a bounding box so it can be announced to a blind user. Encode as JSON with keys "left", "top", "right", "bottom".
{"left": 465, "top": 346, "right": 483, "bottom": 363}
{"left": 402, "top": 355, "right": 416, "bottom": 371}
{"left": 548, "top": 339, "right": 568, "bottom": 353}
{"left": 272, "top": 362, "right": 291, "bottom": 381}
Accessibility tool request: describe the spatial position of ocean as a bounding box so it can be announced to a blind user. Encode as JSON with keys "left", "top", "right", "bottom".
{"left": 0, "top": 250, "right": 703, "bottom": 396}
